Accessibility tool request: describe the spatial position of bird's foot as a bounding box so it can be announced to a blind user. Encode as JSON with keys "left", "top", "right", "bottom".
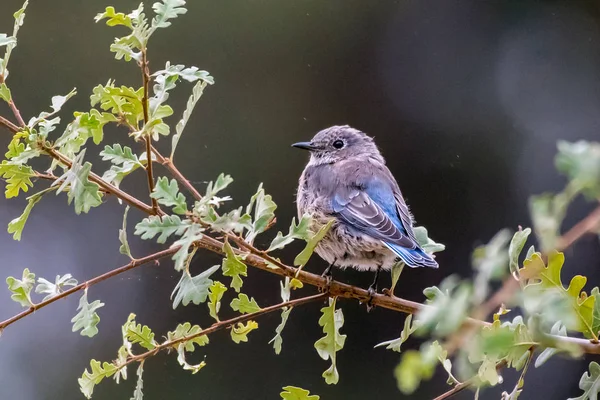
{"left": 319, "top": 264, "right": 334, "bottom": 294}
{"left": 366, "top": 285, "right": 377, "bottom": 313}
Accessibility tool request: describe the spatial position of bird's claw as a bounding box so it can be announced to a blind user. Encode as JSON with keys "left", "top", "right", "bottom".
{"left": 366, "top": 286, "right": 377, "bottom": 312}
{"left": 382, "top": 288, "right": 393, "bottom": 297}
{"left": 319, "top": 273, "right": 333, "bottom": 294}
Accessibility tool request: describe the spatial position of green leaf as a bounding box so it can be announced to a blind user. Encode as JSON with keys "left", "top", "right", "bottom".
{"left": 28, "top": 88, "right": 77, "bottom": 129}
{"left": 134, "top": 215, "right": 190, "bottom": 243}
{"left": 230, "top": 293, "right": 261, "bottom": 314}
{"left": 509, "top": 228, "right": 532, "bottom": 281}
{"left": 119, "top": 206, "right": 133, "bottom": 259}
{"left": 90, "top": 83, "right": 144, "bottom": 127}
{"left": 130, "top": 362, "right": 144, "bottom": 400}
{"left": 413, "top": 226, "right": 446, "bottom": 254}
{"left": 389, "top": 261, "right": 405, "bottom": 295}
{"left": 207, "top": 281, "right": 227, "bottom": 321}
{"left": 6, "top": 268, "right": 35, "bottom": 307}
{"left": 94, "top": 6, "right": 133, "bottom": 28}
{"left": 270, "top": 307, "right": 292, "bottom": 355}
{"left": 314, "top": 297, "right": 346, "bottom": 384}
{"left": 268, "top": 215, "right": 312, "bottom": 252}
{"left": 170, "top": 223, "right": 203, "bottom": 271}
{"left": 7, "top": 188, "right": 51, "bottom": 241}
{"left": 0, "top": 162, "right": 35, "bottom": 198}
{"left": 124, "top": 314, "right": 157, "bottom": 350}
{"left": 167, "top": 322, "right": 209, "bottom": 351}
{"left": 592, "top": 287, "right": 600, "bottom": 339}
{"left": 221, "top": 241, "right": 248, "bottom": 292}
{"left": 171, "top": 80, "right": 208, "bottom": 158}
{"left": 294, "top": 219, "right": 335, "bottom": 267}
{"left": 245, "top": 183, "right": 277, "bottom": 243}
{"left": 280, "top": 386, "right": 320, "bottom": 400}
{"left": 417, "top": 276, "right": 471, "bottom": 337}
{"left": 472, "top": 229, "right": 511, "bottom": 303}
{"left": 71, "top": 289, "right": 104, "bottom": 337}
{"left": 35, "top": 273, "right": 78, "bottom": 302}
{"left": 0, "top": 83, "right": 11, "bottom": 102}
{"left": 203, "top": 206, "right": 252, "bottom": 233}
{"left": 168, "top": 323, "right": 210, "bottom": 373}
{"left": 53, "top": 151, "right": 103, "bottom": 214}
{"left": 523, "top": 251, "right": 597, "bottom": 339}
{"left": 535, "top": 321, "right": 567, "bottom": 368}
{"left": 375, "top": 314, "right": 416, "bottom": 352}
{"left": 151, "top": 177, "right": 188, "bottom": 214}
{"left": 569, "top": 361, "right": 600, "bottom": 400}
{"left": 556, "top": 141, "right": 600, "bottom": 199}
{"left": 171, "top": 265, "right": 220, "bottom": 309}
{"left": 529, "top": 187, "right": 578, "bottom": 252}
{"left": 230, "top": 320, "right": 259, "bottom": 344}
{"left": 394, "top": 349, "right": 435, "bottom": 394}
{"left": 0, "top": 0, "right": 29, "bottom": 77}
{"left": 100, "top": 143, "right": 144, "bottom": 188}
{"left": 151, "top": 0, "right": 187, "bottom": 30}
{"left": 78, "top": 360, "right": 118, "bottom": 399}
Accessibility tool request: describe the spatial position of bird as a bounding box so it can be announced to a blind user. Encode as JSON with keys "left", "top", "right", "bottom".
{"left": 293, "top": 125, "right": 438, "bottom": 298}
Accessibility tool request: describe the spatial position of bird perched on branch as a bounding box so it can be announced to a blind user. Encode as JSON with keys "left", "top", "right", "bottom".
{"left": 293, "top": 125, "right": 438, "bottom": 298}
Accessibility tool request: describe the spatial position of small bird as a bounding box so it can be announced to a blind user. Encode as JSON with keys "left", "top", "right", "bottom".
{"left": 293, "top": 125, "right": 438, "bottom": 297}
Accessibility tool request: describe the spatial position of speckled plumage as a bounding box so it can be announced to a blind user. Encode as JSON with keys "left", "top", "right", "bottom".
{"left": 294, "top": 125, "right": 438, "bottom": 273}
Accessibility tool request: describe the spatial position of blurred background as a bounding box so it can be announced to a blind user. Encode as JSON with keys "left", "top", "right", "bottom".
{"left": 1, "top": 0, "right": 600, "bottom": 399}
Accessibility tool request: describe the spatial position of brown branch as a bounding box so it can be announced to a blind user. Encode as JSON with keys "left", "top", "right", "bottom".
{"left": 123, "top": 292, "right": 329, "bottom": 368}
{"left": 152, "top": 146, "right": 203, "bottom": 201}
{"left": 0, "top": 114, "right": 20, "bottom": 133}
{"left": 0, "top": 75, "right": 26, "bottom": 128}
{"left": 139, "top": 50, "right": 159, "bottom": 214}
{"left": 557, "top": 204, "right": 600, "bottom": 250}
{"left": 43, "top": 146, "right": 161, "bottom": 216}
{"left": 432, "top": 360, "right": 508, "bottom": 400}
{"left": 0, "top": 247, "right": 178, "bottom": 331}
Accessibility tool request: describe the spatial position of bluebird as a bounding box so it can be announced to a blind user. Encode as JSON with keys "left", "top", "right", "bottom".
{"left": 293, "top": 125, "right": 438, "bottom": 297}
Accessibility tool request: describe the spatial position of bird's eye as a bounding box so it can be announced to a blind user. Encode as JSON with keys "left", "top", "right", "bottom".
{"left": 332, "top": 140, "right": 344, "bottom": 149}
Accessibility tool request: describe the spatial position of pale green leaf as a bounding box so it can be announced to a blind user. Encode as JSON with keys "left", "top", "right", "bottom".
{"left": 94, "top": 6, "right": 133, "bottom": 28}
{"left": 35, "top": 274, "right": 78, "bottom": 302}
{"left": 151, "top": 0, "right": 187, "bottom": 30}
{"left": 167, "top": 322, "right": 209, "bottom": 351}
{"left": 509, "top": 228, "right": 532, "bottom": 281}
{"left": 6, "top": 268, "right": 35, "bottom": 307}
{"left": 53, "top": 151, "right": 103, "bottom": 214}
{"left": 280, "top": 386, "right": 320, "bottom": 400}
{"left": 294, "top": 219, "right": 335, "bottom": 267}
{"left": 0, "top": 162, "right": 35, "bottom": 198}
{"left": 0, "top": 34, "right": 16, "bottom": 48}
{"left": 535, "top": 321, "right": 567, "bottom": 368}
{"left": 170, "top": 223, "right": 203, "bottom": 271}
{"left": 134, "top": 215, "right": 190, "bottom": 243}
{"left": 389, "top": 261, "right": 405, "bottom": 295}
{"left": 413, "top": 226, "right": 445, "bottom": 254}
{"left": 314, "top": 297, "right": 346, "bottom": 384}
{"left": 71, "top": 289, "right": 104, "bottom": 337}
{"left": 230, "top": 320, "right": 258, "bottom": 344}
{"left": 151, "top": 177, "right": 187, "bottom": 214}
{"left": 569, "top": 361, "right": 600, "bottom": 400}
{"left": 171, "top": 80, "right": 207, "bottom": 158}
{"left": 245, "top": 183, "right": 277, "bottom": 243}
{"left": 171, "top": 265, "right": 219, "bottom": 309}
{"left": 270, "top": 307, "right": 292, "bottom": 355}
{"left": 130, "top": 362, "right": 144, "bottom": 400}
{"left": 556, "top": 141, "right": 600, "bottom": 199}
{"left": 230, "top": 293, "right": 261, "bottom": 314}
{"left": 0, "top": 83, "right": 11, "bottom": 102}
{"left": 176, "top": 343, "right": 206, "bottom": 374}
{"left": 207, "top": 281, "right": 227, "bottom": 321}
{"left": 78, "top": 360, "right": 118, "bottom": 399}
{"left": 394, "top": 349, "right": 435, "bottom": 394}
{"left": 268, "top": 215, "right": 312, "bottom": 252}
{"left": 119, "top": 206, "right": 133, "bottom": 258}
{"left": 0, "top": 0, "right": 29, "bottom": 77}
{"left": 375, "top": 314, "right": 416, "bottom": 352}
{"left": 418, "top": 276, "right": 471, "bottom": 337}
{"left": 472, "top": 229, "right": 511, "bottom": 303}
{"left": 7, "top": 188, "right": 51, "bottom": 241}
{"left": 124, "top": 314, "right": 157, "bottom": 350}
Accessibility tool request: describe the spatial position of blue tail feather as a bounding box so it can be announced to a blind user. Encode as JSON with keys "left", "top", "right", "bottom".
{"left": 384, "top": 243, "right": 438, "bottom": 269}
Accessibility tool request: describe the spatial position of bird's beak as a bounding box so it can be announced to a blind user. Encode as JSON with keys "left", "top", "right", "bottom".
{"left": 292, "top": 141, "right": 318, "bottom": 151}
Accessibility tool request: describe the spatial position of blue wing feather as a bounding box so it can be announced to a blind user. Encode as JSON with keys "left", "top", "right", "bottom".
{"left": 331, "top": 178, "right": 437, "bottom": 268}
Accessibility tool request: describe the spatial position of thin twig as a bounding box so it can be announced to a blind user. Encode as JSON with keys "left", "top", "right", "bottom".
{"left": 139, "top": 49, "right": 159, "bottom": 214}
{"left": 0, "top": 114, "right": 20, "bottom": 133}
{"left": 432, "top": 360, "right": 508, "bottom": 400}
{"left": 0, "top": 76, "right": 26, "bottom": 128}
{"left": 122, "top": 292, "right": 329, "bottom": 368}
{"left": 0, "top": 247, "right": 177, "bottom": 331}
{"left": 152, "top": 146, "right": 202, "bottom": 201}
{"left": 44, "top": 146, "right": 161, "bottom": 216}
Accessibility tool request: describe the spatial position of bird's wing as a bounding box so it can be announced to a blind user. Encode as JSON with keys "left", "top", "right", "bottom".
{"left": 332, "top": 186, "right": 416, "bottom": 249}
{"left": 393, "top": 189, "right": 419, "bottom": 245}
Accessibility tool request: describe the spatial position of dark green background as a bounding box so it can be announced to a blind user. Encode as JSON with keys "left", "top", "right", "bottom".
{"left": 1, "top": 1, "right": 600, "bottom": 399}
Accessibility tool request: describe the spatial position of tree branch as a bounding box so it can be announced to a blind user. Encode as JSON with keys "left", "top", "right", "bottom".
{"left": 139, "top": 49, "right": 159, "bottom": 214}
{"left": 0, "top": 247, "right": 178, "bottom": 331}
{"left": 152, "top": 146, "right": 202, "bottom": 201}
{"left": 0, "top": 114, "right": 20, "bottom": 133}
{"left": 0, "top": 75, "right": 26, "bottom": 128}
{"left": 122, "top": 292, "right": 329, "bottom": 368}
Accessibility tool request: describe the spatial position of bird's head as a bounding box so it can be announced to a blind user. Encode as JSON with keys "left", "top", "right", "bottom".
{"left": 292, "top": 125, "right": 383, "bottom": 165}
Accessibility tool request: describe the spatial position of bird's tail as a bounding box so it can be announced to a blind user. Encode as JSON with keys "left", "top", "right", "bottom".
{"left": 385, "top": 243, "right": 439, "bottom": 269}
